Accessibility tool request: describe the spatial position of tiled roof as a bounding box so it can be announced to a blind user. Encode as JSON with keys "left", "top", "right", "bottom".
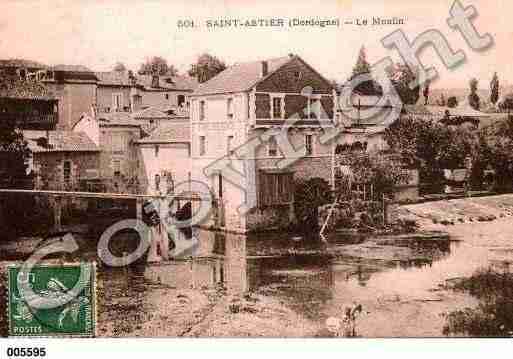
{"left": 51, "top": 64, "right": 94, "bottom": 73}
{"left": 96, "top": 71, "right": 133, "bottom": 86}
{"left": 193, "top": 56, "right": 292, "bottom": 96}
{"left": 0, "top": 78, "right": 56, "bottom": 101}
{"left": 96, "top": 112, "right": 142, "bottom": 127}
{"left": 0, "top": 59, "right": 47, "bottom": 69}
{"left": 26, "top": 131, "right": 99, "bottom": 153}
{"left": 136, "top": 123, "right": 190, "bottom": 144}
{"left": 138, "top": 74, "right": 198, "bottom": 91}
{"left": 132, "top": 107, "right": 170, "bottom": 119}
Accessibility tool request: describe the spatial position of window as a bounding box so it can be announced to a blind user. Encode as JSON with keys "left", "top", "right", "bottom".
{"left": 112, "top": 134, "right": 125, "bottom": 153}
{"left": 268, "top": 136, "right": 278, "bottom": 157}
{"left": 294, "top": 71, "right": 302, "bottom": 80}
{"left": 227, "top": 135, "right": 234, "bottom": 154}
{"left": 165, "top": 93, "right": 169, "bottom": 100}
{"left": 199, "top": 136, "right": 206, "bottom": 156}
{"left": 112, "top": 160, "right": 121, "bottom": 177}
{"left": 63, "top": 161, "right": 72, "bottom": 184}
{"left": 112, "top": 93, "right": 123, "bottom": 112}
{"left": 178, "top": 95, "right": 186, "bottom": 107}
{"left": 155, "top": 145, "right": 160, "bottom": 158}
{"left": 305, "top": 134, "right": 313, "bottom": 156}
{"left": 272, "top": 97, "right": 283, "bottom": 119}
{"left": 259, "top": 171, "right": 294, "bottom": 206}
{"left": 199, "top": 101, "right": 205, "bottom": 121}
{"left": 308, "top": 98, "right": 320, "bottom": 119}
{"left": 227, "top": 98, "right": 233, "bottom": 119}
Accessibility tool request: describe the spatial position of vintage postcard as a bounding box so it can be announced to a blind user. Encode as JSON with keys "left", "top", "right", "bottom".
{"left": 0, "top": 0, "right": 512, "bottom": 344}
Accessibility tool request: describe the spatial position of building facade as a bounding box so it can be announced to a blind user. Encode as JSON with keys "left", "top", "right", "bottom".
{"left": 42, "top": 65, "right": 99, "bottom": 131}
{"left": 24, "top": 131, "right": 100, "bottom": 191}
{"left": 189, "top": 54, "right": 337, "bottom": 233}
{"left": 137, "top": 74, "right": 197, "bottom": 110}
{"left": 136, "top": 122, "right": 191, "bottom": 195}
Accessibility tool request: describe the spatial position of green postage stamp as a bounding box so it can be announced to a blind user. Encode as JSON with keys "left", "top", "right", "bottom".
{"left": 7, "top": 262, "right": 96, "bottom": 337}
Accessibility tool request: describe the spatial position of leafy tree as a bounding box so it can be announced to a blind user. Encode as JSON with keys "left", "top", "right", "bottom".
{"left": 423, "top": 79, "right": 431, "bottom": 105}
{"left": 188, "top": 53, "right": 226, "bottom": 83}
{"left": 113, "top": 62, "right": 127, "bottom": 72}
{"left": 138, "top": 56, "right": 178, "bottom": 76}
{"left": 468, "top": 78, "right": 480, "bottom": 110}
{"left": 490, "top": 72, "right": 499, "bottom": 105}
{"left": 387, "top": 63, "right": 421, "bottom": 105}
{"left": 348, "top": 46, "right": 381, "bottom": 95}
{"left": 347, "top": 154, "right": 410, "bottom": 197}
{"left": 499, "top": 94, "right": 513, "bottom": 114}
{"left": 294, "top": 177, "right": 332, "bottom": 231}
{"left": 439, "top": 93, "right": 446, "bottom": 106}
{"left": 447, "top": 96, "right": 458, "bottom": 108}
{"left": 0, "top": 73, "right": 36, "bottom": 236}
{"left": 0, "top": 123, "right": 30, "bottom": 186}
{"left": 384, "top": 116, "right": 476, "bottom": 192}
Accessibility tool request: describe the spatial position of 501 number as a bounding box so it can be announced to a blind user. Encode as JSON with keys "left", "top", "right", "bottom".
{"left": 6, "top": 347, "right": 46, "bottom": 357}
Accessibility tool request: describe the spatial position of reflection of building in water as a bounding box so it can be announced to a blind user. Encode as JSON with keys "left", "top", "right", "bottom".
{"left": 144, "top": 230, "right": 248, "bottom": 293}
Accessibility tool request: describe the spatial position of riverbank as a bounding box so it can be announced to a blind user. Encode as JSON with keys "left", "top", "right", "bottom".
{"left": 2, "top": 194, "right": 513, "bottom": 337}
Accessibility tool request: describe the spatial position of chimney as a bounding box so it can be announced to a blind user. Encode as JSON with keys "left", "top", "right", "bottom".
{"left": 260, "top": 61, "right": 268, "bottom": 78}
{"left": 151, "top": 74, "right": 159, "bottom": 88}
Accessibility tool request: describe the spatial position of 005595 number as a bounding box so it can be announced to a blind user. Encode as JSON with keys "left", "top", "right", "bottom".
{"left": 6, "top": 347, "right": 46, "bottom": 357}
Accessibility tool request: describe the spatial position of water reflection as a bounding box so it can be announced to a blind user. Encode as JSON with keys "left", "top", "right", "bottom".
{"left": 142, "top": 229, "right": 454, "bottom": 323}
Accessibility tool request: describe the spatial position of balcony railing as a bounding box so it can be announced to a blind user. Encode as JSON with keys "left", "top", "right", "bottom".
{"left": 0, "top": 113, "right": 58, "bottom": 127}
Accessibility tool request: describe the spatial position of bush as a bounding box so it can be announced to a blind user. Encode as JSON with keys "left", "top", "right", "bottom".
{"left": 294, "top": 177, "right": 332, "bottom": 232}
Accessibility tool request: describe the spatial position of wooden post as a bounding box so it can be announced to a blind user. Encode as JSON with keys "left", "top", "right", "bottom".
{"left": 382, "top": 194, "right": 386, "bottom": 225}
{"left": 160, "top": 196, "right": 170, "bottom": 261}
{"left": 53, "top": 196, "right": 62, "bottom": 232}
{"left": 136, "top": 198, "right": 143, "bottom": 221}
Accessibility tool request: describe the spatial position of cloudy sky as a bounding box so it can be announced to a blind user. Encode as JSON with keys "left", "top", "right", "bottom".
{"left": 1, "top": 0, "right": 511, "bottom": 89}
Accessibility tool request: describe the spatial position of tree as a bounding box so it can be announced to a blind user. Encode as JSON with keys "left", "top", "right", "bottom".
{"left": 447, "top": 96, "right": 458, "bottom": 108}
{"left": 384, "top": 116, "right": 476, "bottom": 192}
{"left": 490, "top": 72, "right": 499, "bottom": 105}
{"left": 351, "top": 46, "right": 371, "bottom": 78}
{"left": 500, "top": 95, "right": 513, "bottom": 114}
{"left": 468, "top": 78, "right": 480, "bottom": 110}
{"left": 0, "top": 73, "right": 36, "bottom": 236}
{"left": 113, "top": 62, "right": 127, "bottom": 72}
{"left": 348, "top": 46, "right": 381, "bottom": 95}
{"left": 0, "top": 74, "right": 33, "bottom": 187}
{"left": 188, "top": 53, "right": 226, "bottom": 83}
{"left": 423, "top": 79, "right": 431, "bottom": 105}
{"left": 138, "top": 56, "right": 178, "bottom": 76}
{"left": 387, "top": 63, "right": 421, "bottom": 105}
{"left": 439, "top": 93, "right": 446, "bottom": 106}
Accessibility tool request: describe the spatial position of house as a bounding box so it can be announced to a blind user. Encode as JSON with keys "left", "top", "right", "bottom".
{"left": 24, "top": 130, "right": 100, "bottom": 191}
{"left": 135, "top": 122, "right": 191, "bottom": 195}
{"left": 137, "top": 74, "right": 198, "bottom": 110}
{"left": 95, "top": 70, "right": 141, "bottom": 113}
{"left": 73, "top": 112, "right": 143, "bottom": 192}
{"left": 0, "top": 75, "right": 60, "bottom": 187}
{"left": 189, "top": 54, "right": 337, "bottom": 233}
{"left": 42, "top": 65, "right": 99, "bottom": 131}
{"left": 132, "top": 106, "right": 189, "bottom": 128}
{"left": 0, "top": 59, "right": 48, "bottom": 81}
{"left": 0, "top": 76, "right": 58, "bottom": 131}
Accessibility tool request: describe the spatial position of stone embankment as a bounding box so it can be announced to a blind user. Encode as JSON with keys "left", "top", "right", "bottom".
{"left": 395, "top": 194, "right": 513, "bottom": 230}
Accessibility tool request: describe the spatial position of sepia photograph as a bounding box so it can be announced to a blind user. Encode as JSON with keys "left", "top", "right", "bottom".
{"left": 0, "top": 0, "right": 512, "bottom": 348}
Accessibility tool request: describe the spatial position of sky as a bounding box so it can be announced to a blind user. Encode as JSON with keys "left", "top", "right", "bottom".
{"left": 1, "top": 0, "right": 512, "bottom": 90}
